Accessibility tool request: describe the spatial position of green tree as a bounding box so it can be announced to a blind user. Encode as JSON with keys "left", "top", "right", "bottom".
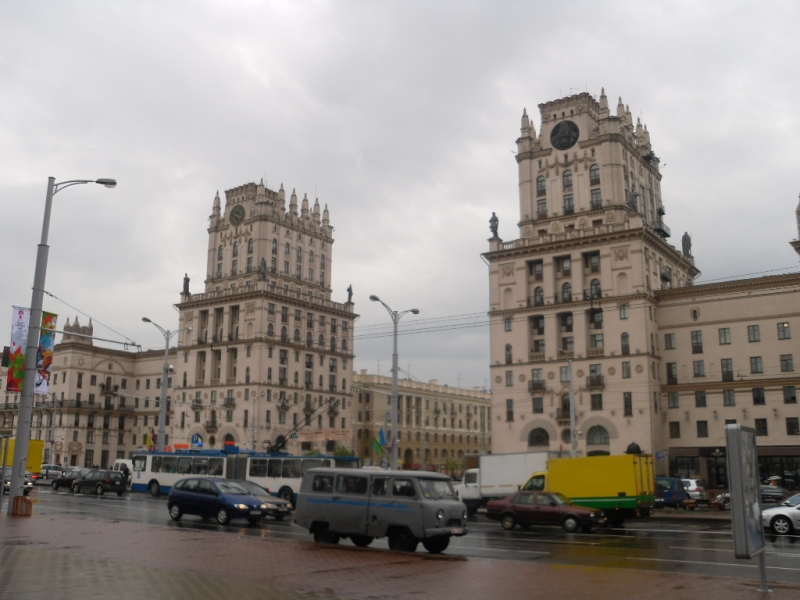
{"left": 333, "top": 446, "right": 354, "bottom": 456}
{"left": 304, "top": 448, "right": 321, "bottom": 456}
{"left": 445, "top": 458, "right": 460, "bottom": 478}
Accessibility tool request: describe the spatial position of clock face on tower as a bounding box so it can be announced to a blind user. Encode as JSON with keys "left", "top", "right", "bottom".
{"left": 550, "top": 121, "right": 580, "bottom": 151}
{"left": 229, "top": 205, "right": 245, "bottom": 227}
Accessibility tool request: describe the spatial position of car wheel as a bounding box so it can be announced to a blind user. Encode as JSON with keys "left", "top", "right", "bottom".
{"left": 350, "top": 535, "right": 374, "bottom": 547}
{"left": 278, "top": 486, "right": 294, "bottom": 504}
{"left": 500, "top": 513, "right": 516, "bottom": 531}
{"left": 562, "top": 516, "right": 579, "bottom": 533}
{"left": 169, "top": 504, "right": 183, "bottom": 521}
{"left": 772, "top": 516, "right": 793, "bottom": 535}
{"left": 422, "top": 536, "right": 450, "bottom": 554}
{"left": 116, "top": 491, "right": 124, "bottom": 497}
{"left": 52, "top": 481, "right": 59, "bottom": 490}
{"left": 72, "top": 483, "right": 80, "bottom": 494}
{"left": 388, "top": 529, "right": 418, "bottom": 552}
{"left": 313, "top": 527, "right": 340, "bottom": 545}
{"left": 96, "top": 484, "right": 105, "bottom": 496}
{"left": 216, "top": 507, "right": 231, "bottom": 525}
{"left": 149, "top": 481, "right": 160, "bottom": 497}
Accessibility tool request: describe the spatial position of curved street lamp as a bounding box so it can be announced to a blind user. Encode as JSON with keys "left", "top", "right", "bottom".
{"left": 8, "top": 177, "right": 116, "bottom": 514}
{"left": 369, "top": 295, "right": 419, "bottom": 471}
{"left": 142, "top": 317, "right": 192, "bottom": 452}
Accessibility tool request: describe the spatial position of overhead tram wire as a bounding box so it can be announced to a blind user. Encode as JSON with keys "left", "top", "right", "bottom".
{"left": 44, "top": 290, "right": 138, "bottom": 345}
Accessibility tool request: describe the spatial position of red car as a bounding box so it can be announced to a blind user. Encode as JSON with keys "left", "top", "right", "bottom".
{"left": 486, "top": 491, "right": 605, "bottom": 533}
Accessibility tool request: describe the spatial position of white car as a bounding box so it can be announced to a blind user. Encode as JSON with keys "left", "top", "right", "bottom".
{"left": 681, "top": 478, "right": 706, "bottom": 500}
{"left": 761, "top": 493, "right": 800, "bottom": 535}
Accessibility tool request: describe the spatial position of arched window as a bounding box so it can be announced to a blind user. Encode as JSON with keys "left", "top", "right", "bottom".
{"left": 330, "top": 337, "right": 336, "bottom": 351}
{"left": 621, "top": 333, "right": 630, "bottom": 355}
{"left": 309, "top": 251, "right": 314, "bottom": 263}
{"left": 534, "top": 286, "right": 544, "bottom": 306}
{"left": 217, "top": 246, "right": 223, "bottom": 260}
{"left": 590, "top": 278, "right": 601, "bottom": 298}
{"left": 342, "top": 338, "right": 347, "bottom": 351}
{"left": 267, "top": 323, "right": 274, "bottom": 337}
{"left": 562, "top": 282, "right": 572, "bottom": 302}
{"left": 586, "top": 425, "right": 610, "bottom": 445}
{"left": 536, "top": 175, "right": 546, "bottom": 195}
{"left": 589, "top": 164, "right": 600, "bottom": 184}
{"left": 223, "top": 433, "right": 235, "bottom": 445}
{"left": 232, "top": 242, "right": 239, "bottom": 257}
{"left": 319, "top": 334, "right": 325, "bottom": 347}
{"left": 271, "top": 240, "right": 277, "bottom": 254}
{"left": 247, "top": 239, "right": 254, "bottom": 254}
{"left": 245, "top": 367, "right": 250, "bottom": 384}
{"left": 563, "top": 170, "right": 573, "bottom": 189}
{"left": 296, "top": 247, "right": 302, "bottom": 262}
{"left": 505, "top": 344, "right": 513, "bottom": 364}
{"left": 528, "top": 428, "right": 550, "bottom": 447}
{"left": 294, "top": 329, "right": 300, "bottom": 342}
{"left": 307, "top": 331, "right": 313, "bottom": 347}
{"left": 285, "top": 243, "right": 290, "bottom": 255}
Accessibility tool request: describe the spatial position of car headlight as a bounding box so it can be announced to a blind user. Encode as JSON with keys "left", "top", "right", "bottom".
{"left": 462, "top": 509, "right": 468, "bottom": 521}
{"left": 263, "top": 503, "right": 277, "bottom": 509}
{"left": 436, "top": 509, "right": 444, "bottom": 522}
{"left": 234, "top": 504, "right": 248, "bottom": 510}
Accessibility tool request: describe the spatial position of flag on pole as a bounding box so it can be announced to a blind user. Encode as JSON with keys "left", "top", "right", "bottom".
{"left": 35, "top": 312, "right": 57, "bottom": 394}
{"left": 379, "top": 428, "right": 386, "bottom": 447}
{"left": 372, "top": 437, "right": 384, "bottom": 456}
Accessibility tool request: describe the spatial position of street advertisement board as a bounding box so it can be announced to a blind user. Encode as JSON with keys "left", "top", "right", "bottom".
{"left": 6, "top": 306, "right": 58, "bottom": 393}
{"left": 297, "top": 428, "right": 352, "bottom": 442}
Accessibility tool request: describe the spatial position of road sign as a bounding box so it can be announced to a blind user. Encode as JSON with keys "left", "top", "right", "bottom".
{"left": 191, "top": 434, "right": 203, "bottom": 444}
{"left": 290, "top": 433, "right": 298, "bottom": 439}
{"left": 655, "top": 451, "right": 666, "bottom": 459}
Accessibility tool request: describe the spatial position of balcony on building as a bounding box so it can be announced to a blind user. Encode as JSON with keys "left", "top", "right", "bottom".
{"left": 536, "top": 210, "right": 548, "bottom": 220}
{"left": 621, "top": 344, "right": 630, "bottom": 356}
{"left": 587, "top": 348, "right": 605, "bottom": 357}
{"left": 529, "top": 352, "right": 545, "bottom": 362}
{"left": 528, "top": 295, "right": 545, "bottom": 307}
{"left": 223, "top": 396, "right": 235, "bottom": 408}
{"left": 583, "top": 289, "right": 602, "bottom": 301}
{"left": 654, "top": 220, "right": 671, "bottom": 239}
{"left": 556, "top": 408, "right": 570, "bottom": 422}
{"left": 528, "top": 380, "right": 546, "bottom": 392}
{"left": 303, "top": 401, "right": 314, "bottom": 414}
{"left": 667, "top": 375, "right": 678, "bottom": 385}
{"left": 586, "top": 375, "right": 605, "bottom": 389}
{"left": 590, "top": 200, "right": 603, "bottom": 211}
{"left": 558, "top": 350, "right": 574, "bottom": 359}
{"left": 722, "top": 372, "right": 734, "bottom": 382}
{"left": 205, "top": 420, "right": 218, "bottom": 432}
{"left": 554, "top": 292, "right": 573, "bottom": 304}
{"left": 278, "top": 378, "right": 288, "bottom": 386}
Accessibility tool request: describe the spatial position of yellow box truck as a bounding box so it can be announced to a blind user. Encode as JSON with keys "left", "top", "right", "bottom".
{"left": 521, "top": 454, "right": 654, "bottom": 526}
{"left": 0, "top": 438, "right": 45, "bottom": 474}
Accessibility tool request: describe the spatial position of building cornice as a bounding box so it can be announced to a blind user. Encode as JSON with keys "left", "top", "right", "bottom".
{"left": 655, "top": 271, "right": 800, "bottom": 301}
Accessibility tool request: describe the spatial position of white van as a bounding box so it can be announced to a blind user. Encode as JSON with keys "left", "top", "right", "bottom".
{"left": 112, "top": 459, "right": 133, "bottom": 484}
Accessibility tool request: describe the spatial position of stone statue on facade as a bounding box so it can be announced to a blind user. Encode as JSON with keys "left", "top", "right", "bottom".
{"left": 258, "top": 257, "right": 268, "bottom": 279}
{"left": 182, "top": 273, "right": 190, "bottom": 295}
{"left": 489, "top": 212, "right": 499, "bottom": 238}
{"left": 682, "top": 232, "right": 692, "bottom": 256}
{"left": 347, "top": 285, "right": 353, "bottom": 303}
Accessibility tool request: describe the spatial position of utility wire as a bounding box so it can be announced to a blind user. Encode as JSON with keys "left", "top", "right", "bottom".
{"left": 44, "top": 290, "right": 137, "bottom": 344}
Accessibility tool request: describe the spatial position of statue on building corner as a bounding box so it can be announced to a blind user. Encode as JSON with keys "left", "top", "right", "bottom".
{"left": 489, "top": 212, "right": 499, "bottom": 238}
{"left": 682, "top": 232, "right": 692, "bottom": 257}
{"left": 347, "top": 285, "right": 353, "bottom": 303}
{"left": 182, "top": 273, "right": 190, "bottom": 295}
{"left": 258, "top": 257, "right": 268, "bottom": 279}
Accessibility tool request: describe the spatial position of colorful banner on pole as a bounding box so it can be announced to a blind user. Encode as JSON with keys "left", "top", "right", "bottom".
{"left": 6, "top": 306, "right": 58, "bottom": 394}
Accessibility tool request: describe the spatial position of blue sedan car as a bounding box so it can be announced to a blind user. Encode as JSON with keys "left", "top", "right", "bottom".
{"left": 167, "top": 477, "right": 269, "bottom": 525}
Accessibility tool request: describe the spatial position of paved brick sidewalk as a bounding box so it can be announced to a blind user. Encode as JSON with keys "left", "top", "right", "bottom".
{"left": 0, "top": 511, "right": 796, "bottom": 600}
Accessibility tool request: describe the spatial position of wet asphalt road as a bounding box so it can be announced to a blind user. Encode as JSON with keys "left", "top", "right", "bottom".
{"left": 11, "top": 484, "right": 800, "bottom": 584}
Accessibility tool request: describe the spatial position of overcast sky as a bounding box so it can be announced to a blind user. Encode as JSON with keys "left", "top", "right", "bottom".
{"left": 2, "top": 1, "right": 799, "bottom": 391}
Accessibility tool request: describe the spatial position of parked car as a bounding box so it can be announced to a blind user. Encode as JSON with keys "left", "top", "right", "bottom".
{"left": 486, "top": 491, "right": 605, "bottom": 533}
{"left": 167, "top": 477, "right": 269, "bottom": 525}
{"left": 232, "top": 480, "right": 292, "bottom": 521}
{"left": 655, "top": 477, "right": 690, "bottom": 508}
{"left": 762, "top": 493, "right": 800, "bottom": 534}
{"left": 681, "top": 478, "right": 706, "bottom": 500}
{"left": 713, "top": 486, "right": 790, "bottom": 511}
{"left": 2, "top": 468, "right": 34, "bottom": 495}
{"left": 39, "top": 464, "right": 66, "bottom": 481}
{"left": 51, "top": 468, "right": 89, "bottom": 491}
{"left": 72, "top": 469, "right": 127, "bottom": 496}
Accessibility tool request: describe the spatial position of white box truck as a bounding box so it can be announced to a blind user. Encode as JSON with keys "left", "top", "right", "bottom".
{"left": 457, "top": 452, "right": 557, "bottom": 515}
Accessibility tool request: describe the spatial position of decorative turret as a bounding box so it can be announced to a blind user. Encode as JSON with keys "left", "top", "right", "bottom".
{"left": 599, "top": 88, "right": 609, "bottom": 117}
{"left": 624, "top": 104, "right": 633, "bottom": 129}
{"left": 301, "top": 193, "right": 309, "bottom": 218}
{"left": 313, "top": 198, "right": 321, "bottom": 224}
{"left": 278, "top": 184, "right": 286, "bottom": 212}
{"left": 790, "top": 194, "right": 800, "bottom": 259}
{"left": 521, "top": 108, "right": 531, "bottom": 135}
{"left": 62, "top": 316, "right": 94, "bottom": 346}
{"left": 256, "top": 178, "right": 267, "bottom": 202}
{"left": 635, "top": 117, "right": 644, "bottom": 141}
{"left": 289, "top": 188, "right": 298, "bottom": 216}
{"left": 617, "top": 96, "right": 625, "bottom": 119}
{"left": 322, "top": 204, "right": 330, "bottom": 228}
{"left": 643, "top": 124, "right": 651, "bottom": 147}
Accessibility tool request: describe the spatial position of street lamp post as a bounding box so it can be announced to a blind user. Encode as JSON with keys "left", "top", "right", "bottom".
{"left": 142, "top": 318, "right": 192, "bottom": 452}
{"left": 369, "top": 295, "right": 419, "bottom": 471}
{"left": 7, "top": 177, "right": 116, "bottom": 515}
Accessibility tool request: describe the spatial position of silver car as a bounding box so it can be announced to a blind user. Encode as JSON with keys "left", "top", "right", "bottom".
{"left": 761, "top": 493, "right": 800, "bottom": 535}
{"left": 295, "top": 468, "right": 468, "bottom": 553}
{"left": 2, "top": 468, "right": 35, "bottom": 495}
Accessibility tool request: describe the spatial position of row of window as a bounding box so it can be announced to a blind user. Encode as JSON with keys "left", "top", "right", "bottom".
{"left": 536, "top": 166, "right": 601, "bottom": 195}
{"left": 528, "top": 279, "right": 603, "bottom": 306}
{"left": 218, "top": 240, "right": 327, "bottom": 266}
{"left": 527, "top": 424, "right": 609, "bottom": 447}
{"left": 668, "top": 354, "right": 795, "bottom": 380}
{"left": 669, "top": 418, "right": 799, "bottom": 439}
{"left": 667, "top": 386, "right": 797, "bottom": 408}
{"left": 665, "top": 323, "right": 791, "bottom": 351}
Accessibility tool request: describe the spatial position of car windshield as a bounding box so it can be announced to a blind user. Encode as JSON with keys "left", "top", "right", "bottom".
{"left": 552, "top": 493, "right": 571, "bottom": 505}
{"left": 215, "top": 481, "right": 249, "bottom": 495}
{"left": 783, "top": 494, "right": 800, "bottom": 507}
{"left": 237, "top": 481, "right": 267, "bottom": 496}
{"left": 417, "top": 478, "right": 456, "bottom": 500}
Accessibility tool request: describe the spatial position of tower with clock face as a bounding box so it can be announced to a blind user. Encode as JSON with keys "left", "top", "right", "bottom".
{"left": 485, "top": 90, "right": 699, "bottom": 464}
{"left": 174, "top": 179, "right": 357, "bottom": 457}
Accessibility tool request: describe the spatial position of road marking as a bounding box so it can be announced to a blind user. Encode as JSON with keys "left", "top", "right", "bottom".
{"left": 451, "top": 547, "right": 550, "bottom": 556}
{"left": 627, "top": 557, "right": 800, "bottom": 572}
{"left": 669, "top": 545, "right": 800, "bottom": 558}
{"left": 614, "top": 527, "right": 731, "bottom": 535}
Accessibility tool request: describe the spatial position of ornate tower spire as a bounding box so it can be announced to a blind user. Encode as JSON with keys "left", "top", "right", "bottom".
{"left": 313, "top": 198, "right": 321, "bottom": 224}
{"left": 301, "top": 193, "right": 309, "bottom": 218}
{"left": 617, "top": 96, "right": 625, "bottom": 119}
{"left": 599, "top": 87, "right": 609, "bottom": 116}
{"left": 322, "top": 203, "right": 330, "bottom": 227}
{"left": 289, "top": 189, "right": 298, "bottom": 216}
